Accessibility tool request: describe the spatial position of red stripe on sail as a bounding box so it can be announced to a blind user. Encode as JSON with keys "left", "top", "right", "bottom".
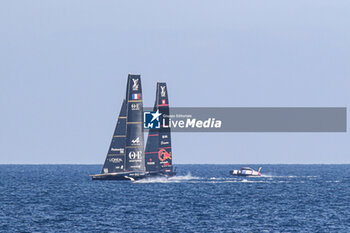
{"left": 148, "top": 134, "right": 159, "bottom": 136}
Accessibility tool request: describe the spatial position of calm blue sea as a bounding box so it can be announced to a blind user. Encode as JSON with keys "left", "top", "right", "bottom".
{"left": 0, "top": 165, "right": 349, "bottom": 232}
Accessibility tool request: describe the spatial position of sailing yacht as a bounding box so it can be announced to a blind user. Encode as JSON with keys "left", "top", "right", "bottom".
{"left": 90, "top": 75, "right": 175, "bottom": 181}
{"left": 145, "top": 82, "right": 176, "bottom": 177}
{"left": 91, "top": 74, "right": 147, "bottom": 180}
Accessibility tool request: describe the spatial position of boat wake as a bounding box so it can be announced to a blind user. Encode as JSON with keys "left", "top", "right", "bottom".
{"left": 134, "top": 173, "right": 201, "bottom": 183}
{"left": 134, "top": 174, "right": 320, "bottom": 184}
{"left": 265, "top": 175, "right": 318, "bottom": 178}
{"left": 203, "top": 178, "right": 269, "bottom": 184}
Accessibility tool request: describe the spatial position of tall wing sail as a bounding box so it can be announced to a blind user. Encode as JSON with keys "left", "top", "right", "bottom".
{"left": 158, "top": 83, "right": 173, "bottom": 172}
{"left": 101, "top": 100, "right": 127, "bottom": 173}
{"left": 125, "top": 74, "right": 145, "bottom": 172}
{"left": 145, "top": 82, "right": 173, "bottom": 173}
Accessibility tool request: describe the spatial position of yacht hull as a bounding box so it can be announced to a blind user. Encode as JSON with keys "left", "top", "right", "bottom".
{"left": 91, "top": 171, "right": 176, "bottom": 181}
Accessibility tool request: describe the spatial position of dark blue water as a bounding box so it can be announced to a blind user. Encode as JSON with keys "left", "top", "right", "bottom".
{"left": 0, "top": 165, "right": 349, "bottom": 232}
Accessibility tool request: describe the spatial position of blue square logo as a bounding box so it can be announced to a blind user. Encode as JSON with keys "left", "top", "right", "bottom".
{"left": 144, "top": 110, "right": 162, "bottom": 129}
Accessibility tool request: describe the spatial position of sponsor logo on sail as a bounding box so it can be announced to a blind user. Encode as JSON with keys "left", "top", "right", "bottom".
{"left": 131, "top": 103, "right": 140, "bottom": 110}
{"left": 161, "top": 99, "right": 166, "bottom": 105}
{"left": 162, "top": 135, "right": 168, "bottom": 139}
{"left": 129, "top": 151, "right": 142, "bottom": 160}
{"left": 158, "top": 148, "right": 171, "bottom": 162}
{"left": 147, "top": 158, "right": 155, "bottom": 165}
{"left": 132, "top": 78, "right": 139, "bottom": 91}
{"left": 108, "top": 158, "right": 123, "bottom": 163}
{"left": 131, "top": 137, "right": 140, "bottom": 145}
{"left": 114, "top": 165, "right": 124, "bottom": 170}
{"left": 144, "top": 110, "right": 162, "bottom": 129}
{"left": 111, "top": 148, "right": 124, "bottom": 153}
{"left": 160, "top": 86, "right": 166, "bottom": 97}
{"left": 160, "top": 141, "right": 169, "bottom": 145}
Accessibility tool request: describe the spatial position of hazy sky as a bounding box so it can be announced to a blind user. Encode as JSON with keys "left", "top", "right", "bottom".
{"left": 1, "top": 1, "right": 349, "bottom": 164}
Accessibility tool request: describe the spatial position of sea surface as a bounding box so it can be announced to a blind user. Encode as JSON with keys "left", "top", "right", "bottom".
{"left": 0, "top": 165, "right": 349, "bottom": 232}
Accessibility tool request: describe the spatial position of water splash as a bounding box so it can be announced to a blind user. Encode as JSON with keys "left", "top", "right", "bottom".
{"left": 134, "top": 173, "right": 200, "bottom": 183}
